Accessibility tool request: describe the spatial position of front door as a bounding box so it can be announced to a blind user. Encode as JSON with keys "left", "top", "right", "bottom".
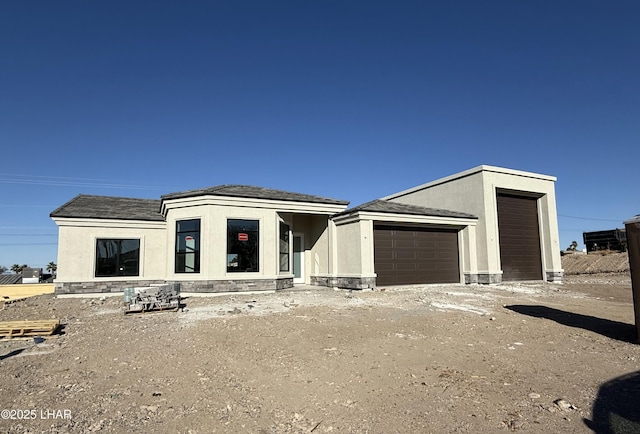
{"left": 293, "top": 234, "right": 304, "bottom": 284}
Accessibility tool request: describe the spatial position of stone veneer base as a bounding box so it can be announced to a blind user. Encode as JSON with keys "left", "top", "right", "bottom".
{"left": 546, "top": 271, "right": 564, "bottom": 283}
{"left": 465, "top": 271, "right": 564, "bottom": 284}
{"left": 55, "top": 278, "right": 294, "bottom": 295}
{"left": 311, "top": 276, "right": 377, "bottom": 290}
{"left": 465, "top": 273, "right": 503, "bottom": 284}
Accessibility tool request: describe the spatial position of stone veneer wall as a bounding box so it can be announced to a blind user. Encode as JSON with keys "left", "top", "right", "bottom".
{"left": 311, "top": 275, "right": 377, "bottom": 290}
{"left": 176, "top": 278, "right": 293, "bottom": 293}
{"left": 55, "top": 280, "right": 166, "bottom": 295}
{"left": 55, "top": 277, "right": 294, "bottom": 295}
{"left": 464, "top": 273, "right": 479, "bottom": 284}
{"left": 545, "top": 271, "right": 563, "bottom": 283}
{"left": 464, "top": 272, "right": 563, "bottom": 284}
{"left": 468, "top": 273, "right": 503, "bottom": 284}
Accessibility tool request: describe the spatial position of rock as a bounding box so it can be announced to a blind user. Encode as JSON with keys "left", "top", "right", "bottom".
{"left": 528, "top": 393, "right": 541, "bottom": 399}
{"left": 553, "top": 398, "right": 576, "bottom": 411}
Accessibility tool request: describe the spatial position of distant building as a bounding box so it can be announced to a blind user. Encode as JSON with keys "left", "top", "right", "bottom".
{"left": 583, "top": 229, "right": 627, "bottom": 253}
{"left": 0, "top": 274, "right": 22, "bottom": 285}
{"left": 21, "top": 268, "right": 43, "bottom": 284}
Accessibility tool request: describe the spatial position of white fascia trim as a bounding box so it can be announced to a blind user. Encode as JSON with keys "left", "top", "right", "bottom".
{"left": 382, "top": 165, "right": 557, "bottom": 200}
{"left": 52, "top": 217, "right": 166, "bottom": 229}
{"left": 162, "top": 196, "right": 348, "bottom": 216}
{"left": 332, "top": 211, "right": 477, "bottom": 227}
{"left": 624, "top": 215, "right": 640, "bottom": 225}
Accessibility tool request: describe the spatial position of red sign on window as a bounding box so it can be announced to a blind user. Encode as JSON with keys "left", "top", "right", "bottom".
{"left": 238, "top": 233, "right": 249, "bottom": 241}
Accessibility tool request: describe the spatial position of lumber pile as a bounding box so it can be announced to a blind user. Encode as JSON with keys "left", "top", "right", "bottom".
{"left": 0, "top": 320, "right": 60, "bottom": 339}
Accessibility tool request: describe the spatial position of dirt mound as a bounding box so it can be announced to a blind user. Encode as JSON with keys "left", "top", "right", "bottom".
{"left": 1, "top": 280, "right": 638, "bottom": 433}
{"left": 562, "top": 251, "right": 630, "bottom": 275}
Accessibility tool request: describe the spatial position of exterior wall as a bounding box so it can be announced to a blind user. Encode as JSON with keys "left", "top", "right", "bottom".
{"left": 332, "top": 219, "right": 377, "bottom": 289}
{"left": 334, "top": 219, "right": 364, "bottom": 275}
{"left": 53, "top": 219, "right": 167, "bottom": 293}
{"left": 53, "top": 196, "right": 344, "bottom": 294}
{"left": 385, "top": 171, "right": 492, "bottom": 278}
{"left": 292, "top": 214, "right": 332, "bottom": 284}
{"left": 332, "top": 214, "right": 476, "bottom": 289}
{"left": 164, "top": 203, "right": 285, "bottom": 282}
{"left": 624, "top": 216, "right": 640, "bottom": 340}
{"left": 460, "top": 224, "right": 479, "bottom": 283}
{"left": 386, "top": 166, "right": 563, "bottom": 283}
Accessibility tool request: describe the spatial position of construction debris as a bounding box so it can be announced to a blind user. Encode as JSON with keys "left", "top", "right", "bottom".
{"left": 0, "top": 320, "right": 60, "bottom": 339}
{"left": 124, "top": 284, "right": 181, "bottom": 314}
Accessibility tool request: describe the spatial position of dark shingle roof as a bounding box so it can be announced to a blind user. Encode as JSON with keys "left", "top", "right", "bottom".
{"left": 50, "top": 195, "right": 164, "bottom": 221}
{"left": 0, "top": 274, "right": 22, "bottom": 285}
{"left": 161, "top": 185, "right": 349, "bottom": 206}
{"left": 334, "top": 200, "right": 477, "bottom": 219}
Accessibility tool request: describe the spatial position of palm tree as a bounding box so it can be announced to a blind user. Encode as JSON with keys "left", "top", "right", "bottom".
{"left": 11, "top": 264, "right": 22, "bottom": 274}
{"left": 47, "top": 262, "right": 57, "bottom": 276}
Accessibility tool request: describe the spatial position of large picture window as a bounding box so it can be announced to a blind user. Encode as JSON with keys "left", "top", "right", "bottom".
{"left": 175, "top": 219, "right": 200, "bottom": 273}
{"left": 227, "top": 219, "right": 259, "bottom": 272}
{"left": 279, "top": 222, "right": 290, "bottom": 272}
{"left": 95, "top": 239, "right": 140, "bottom": 277}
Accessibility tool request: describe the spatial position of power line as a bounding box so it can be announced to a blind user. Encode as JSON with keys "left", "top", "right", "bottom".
{"left": 0, "top": 205, "right": 57, "bottom": 208}
{"left": 0, "top": 234, "right": 57, "bottom": 237}
{"left": 0, "top": 173, "right": 171, "bottom": 190}
{"left": 0, "top": 227, "right": 56, "bottom": 229}
{"left": 558, "top": 214, "right": 622, "bottom": 223}
{"left": 0, "top": 243, "right": 57, "bottom": 246}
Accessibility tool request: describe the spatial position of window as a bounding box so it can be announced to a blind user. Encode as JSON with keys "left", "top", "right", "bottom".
{"left": 227, "top": 219, "right": 259, "bottom": 272}
{"left": 279, "top": 221, "right": 290, "bottom": 272}
{"left": 175, "top": 219, "right": 200, "bottom": 273}
{"left": 95, "top": 239, "right": 140, "bottom": 277}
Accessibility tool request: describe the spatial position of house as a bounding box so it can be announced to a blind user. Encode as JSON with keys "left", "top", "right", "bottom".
{"left": 380, "top": 165, "right": 563, "bottom": 284}
{"left": 583, "top": 229, "right": 627, "bottom": 253}
{"left": 50, "top": 166, "right": 563, "bottom": 295}
{"left": 0, "top": 274, "right": 22, "bottom": 285}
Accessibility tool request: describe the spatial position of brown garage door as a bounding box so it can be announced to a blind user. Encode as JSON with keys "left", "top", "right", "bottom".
{"left": 374, "top": 225, "right": 460, "bottom": 286}
{"left": 496, "top": 193, "right": 543, "bottom": 281}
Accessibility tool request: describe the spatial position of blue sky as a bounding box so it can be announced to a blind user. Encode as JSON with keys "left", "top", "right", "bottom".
{"left": 1, "top": 1, "right": 638, "bottom": 270}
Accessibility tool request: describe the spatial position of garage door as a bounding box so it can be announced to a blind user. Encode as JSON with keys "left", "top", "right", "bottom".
{"left": 496, "top": 193, "right": 543, "bottom": 281}
{"left": 374, "top": 225, "right": 460, "bottom": 286}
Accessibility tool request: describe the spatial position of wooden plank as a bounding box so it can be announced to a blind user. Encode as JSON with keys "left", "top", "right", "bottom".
{"left": 0, "top": 320, "right": 60, "bottom": 338}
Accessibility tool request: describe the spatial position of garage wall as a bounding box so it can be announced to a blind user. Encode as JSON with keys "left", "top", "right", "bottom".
{"left": 374, "top": 225, "right": 461, "bottom": 285}
{"left": 332, "top": 219, "right": 376, "bottom": 289}
{"left": 496, "top": 193, "right": 543, "bottom": 280}
{"left": 384, "top": 166, "right": 563, "bottom": 283}
{"left": 384, "top": 171, "right": 491, "bottom": 273}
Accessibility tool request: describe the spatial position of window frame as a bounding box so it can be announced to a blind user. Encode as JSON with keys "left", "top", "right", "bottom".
{"left": 279, "top": 221, "right": 291, "bottom": 272}
{"left": 95, "top": 238, "right": 140, "bottom": 277}
{"left": 175, "top": 218, "right": 201, "bottom": 274}
{"left": 227, "top": 218, "right": 260, "bottom": 273}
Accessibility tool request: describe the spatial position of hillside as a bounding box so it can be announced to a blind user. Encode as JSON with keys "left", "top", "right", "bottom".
{"left": 561, "top": 251, "right": 630, "bottom": 275}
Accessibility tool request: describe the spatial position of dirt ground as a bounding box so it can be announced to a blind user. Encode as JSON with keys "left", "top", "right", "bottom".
{"left": 1, "top": 270, "right": 639, "bottom": 433}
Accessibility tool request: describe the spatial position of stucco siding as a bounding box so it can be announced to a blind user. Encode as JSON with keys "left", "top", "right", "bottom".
{"left": 384, "top": 166, "right": 562, "bottom": 282}
{"left": 165, "top": 204, "right": 279, "bottom": 281}
{"left": 387, "top": 171, "right": 491, "bottom": 271}
{"left": 335, "top": 220, "right": 365, "bottom": 275}
{"left": 54, "top": 220, "right": 167, "bottom": 283}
